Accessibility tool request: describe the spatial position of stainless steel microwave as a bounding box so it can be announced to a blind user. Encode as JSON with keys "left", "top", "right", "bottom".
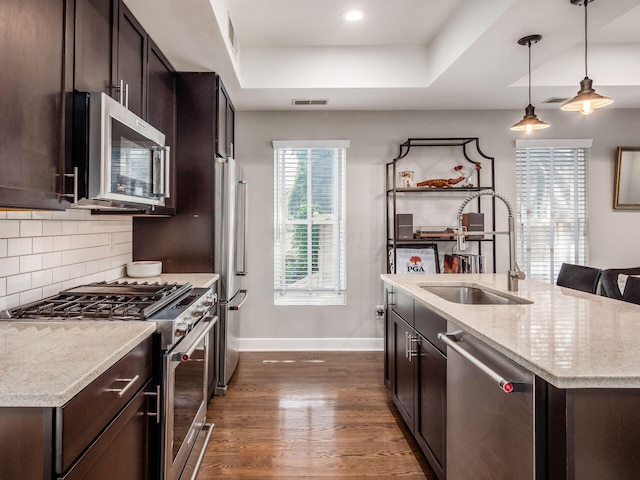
{"left": 71, "top": 92, "right": 170, "bottom": 210}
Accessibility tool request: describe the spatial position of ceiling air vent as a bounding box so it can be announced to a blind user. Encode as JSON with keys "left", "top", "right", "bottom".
{"left": 292, "top": 99, "right": 329, "bottom": 106}
{"left": 542, "top": 97, "right": 569, "bottom": 104}
{"left": 228, "top": 13, "right": 238, "bottom": 58}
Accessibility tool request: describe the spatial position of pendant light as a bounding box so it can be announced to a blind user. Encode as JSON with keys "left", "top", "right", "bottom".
{"left": 511, "top": 34, "right": 550, "bottom": 136}
{"left": 561, "top": 0, "right": 612, "bottom": 115}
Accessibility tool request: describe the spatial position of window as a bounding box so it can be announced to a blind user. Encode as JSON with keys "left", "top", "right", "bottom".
{"left": 515, "top": 139, "right": 591, "bottom": 284}
{"left": 273, "top": 140, "right": 348, "bottom": 305}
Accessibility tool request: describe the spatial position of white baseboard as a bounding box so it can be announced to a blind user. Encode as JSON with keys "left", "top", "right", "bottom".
{"left": 238, "top": 337, "right": 383, "bottom": 352}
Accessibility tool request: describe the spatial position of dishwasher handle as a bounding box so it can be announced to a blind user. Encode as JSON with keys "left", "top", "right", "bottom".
{"left": 437, "top": 332, "right": 522, "bottom": 394}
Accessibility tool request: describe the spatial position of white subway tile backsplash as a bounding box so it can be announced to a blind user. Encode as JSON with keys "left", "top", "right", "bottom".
{"left": 20, "top": 254, "right": 43, "bottom": 273}
{"left": 86, "top": 260, "right": 100, "bottom": 275}
{"left": 32, "top": 211, "right": 53, "bottom": 220}
{"left": 0, "top": 220, "right": 21, "bottom": 238}
{"left": 33, "top": 236, "right": 54, "bottom": 254}
{"left": 43, "top": 283, "right": 62, "bottom": 297}
{"left": 8, "top": 238, "right": 33, "bottom": 256}
{"left": 60, "top": 249, "right": 79, "bottom": 265}
{"left": 0, "top": 257, "right": 20, "bottom": 276}
{"left": 70, "top": 235, "right": 88, "bottom": 249}
{"left": 7, "top": 273, "right": 31, "bottom": 295}
{"left": 0, "top": 209, "right": 133, "bottom": 309}
{"left": 32, "top": 269, "right": 53, "bottom": 288}
{"left": 86, "top": 234, "right": 101, "bottom": 247}
{"left": 20, "top": 288, "right": 43, "bottom": 305}
{"left": 20, "top": 220, "right": 43, "bottom": 237}
{"left": 53, "top": 236, "right": 71, "bottom": 251}
{"left": 43, "top": 221, "right": 62, "bottom": 236}
{"left": 69, "top": 263, "right": 87, "bottom": 279}
{"left": 61, "top": 221, "right": 79, "bottom": 235}
{"left": 0, "top": 294, "right": 20, "bottom": 311}
{"left": 7, "top": 211, "right": 31, "bottom": 220}
{"left": 52, "top": 265, "right": 72, "bottom": 283}
{"left": 42, "top": 252, "right": 62, "bottom": 269}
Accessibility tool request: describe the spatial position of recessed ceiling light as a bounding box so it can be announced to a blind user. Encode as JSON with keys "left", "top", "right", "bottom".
{"left": 343, "top": 9, "right": 365, "bottom": 22}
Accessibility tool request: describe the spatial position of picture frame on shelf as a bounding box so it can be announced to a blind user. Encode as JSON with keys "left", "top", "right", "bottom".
{"left": 389, "top": 244, "right": 440, "bottom": 274}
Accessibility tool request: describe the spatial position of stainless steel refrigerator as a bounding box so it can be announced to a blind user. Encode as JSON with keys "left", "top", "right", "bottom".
{"left": 214, "top": 156, "right": 248, "bottom": 395}
{"left": 132, "top": 72, "right": 247, "bottom": 398}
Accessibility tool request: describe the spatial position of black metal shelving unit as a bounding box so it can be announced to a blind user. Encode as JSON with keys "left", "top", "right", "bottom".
{"left": 386, "top": 137, "right": 497, "bottom": 273}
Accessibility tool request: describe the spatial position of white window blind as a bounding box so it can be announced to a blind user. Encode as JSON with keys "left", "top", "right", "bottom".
{"left": 273, "top": 140, "right": 348, "bottom": 305}
{"left": 515, "top": 140, "right": 591, "bottom": 284}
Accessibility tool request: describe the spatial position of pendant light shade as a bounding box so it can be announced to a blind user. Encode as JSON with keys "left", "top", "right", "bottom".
{"left": 511, "top": 34, "right": 550, "bottom": 136}
{"left": 561, "top": 0, "right": 612, "bottom": 115}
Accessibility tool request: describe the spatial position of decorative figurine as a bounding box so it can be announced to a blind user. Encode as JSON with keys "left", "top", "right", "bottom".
{"left": 417, "top": 162, "right": 481, "bottom": 188}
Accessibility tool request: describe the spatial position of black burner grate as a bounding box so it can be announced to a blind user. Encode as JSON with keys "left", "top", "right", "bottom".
{"left": 8, "top": 281, "right": 189, "bottom": 321}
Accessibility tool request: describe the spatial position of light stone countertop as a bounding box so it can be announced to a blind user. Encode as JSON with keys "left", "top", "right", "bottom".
{"left": 382, "top": 273, "right": 640, "bottom": 389}
{"left": 117, "top": 273, "right": 219, "bottom": 288}
{"left": 0, "top": 321, "right": 156, "bottom": 407}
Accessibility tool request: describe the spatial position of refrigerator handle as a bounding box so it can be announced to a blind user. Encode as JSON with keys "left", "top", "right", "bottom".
{"left": 228, "top": 290, "right": 248, "bottom": 311}
{"left": 235, "top": 180, "right": 248, "bottom": 275}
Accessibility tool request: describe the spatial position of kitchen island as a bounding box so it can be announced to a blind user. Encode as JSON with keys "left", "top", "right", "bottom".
{"left": 382, "top": 273, "right": 640, "bottom": 480}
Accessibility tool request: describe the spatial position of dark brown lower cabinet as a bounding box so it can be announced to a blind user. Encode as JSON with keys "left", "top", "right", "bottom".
{"left": 0, "top": 337, "right": 156, "bottom": 480}
{"left": 58, "top": 380, "right": 154, "bottom": 480}
{"left": 389, "top": 308, "right": 446, "bottom": 480}
{"left": 415, "top": 334, "right": 446, "bottom": 479}
{"left": 391, "top": 310, "right": 416, "bottom": 428}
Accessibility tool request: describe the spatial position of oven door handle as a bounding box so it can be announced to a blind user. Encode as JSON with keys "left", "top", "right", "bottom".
{"left": 171, "top": 316, "right": 218, "bottom": 362}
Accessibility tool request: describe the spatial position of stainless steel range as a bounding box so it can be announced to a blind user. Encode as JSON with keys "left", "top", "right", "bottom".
{"left": 1, "top": 280, "right": 217, "bottom": 480}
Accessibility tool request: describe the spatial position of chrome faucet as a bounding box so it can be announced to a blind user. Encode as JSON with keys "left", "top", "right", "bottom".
{"left": 456, "top": 190, "right": 525, "bottom": 291}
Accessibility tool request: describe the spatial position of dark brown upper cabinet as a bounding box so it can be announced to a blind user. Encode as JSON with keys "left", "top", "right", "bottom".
{"left": 73, "top": 0, "right": 147, "bottom": 118}
{"left": 145, "top": 38, "right": 177, "bottom": 215}
{"left": 0, "top": 0, "right": 69, "bottom": 210}
{"left": 115, "top": 1, "right": 147, "bottom": 118}
{"left": 71, "top": 0, "right": 175, "bottom": 215}
{"left": 73, "top": 0, "right": 115, "bottom": 96}
{"left": 216, "top": 77, "right": 235, "bottom": 158}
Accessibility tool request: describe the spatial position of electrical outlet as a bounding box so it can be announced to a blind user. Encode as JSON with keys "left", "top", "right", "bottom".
{"left": 375, "top": 305, "right": 385, "bottom": 318}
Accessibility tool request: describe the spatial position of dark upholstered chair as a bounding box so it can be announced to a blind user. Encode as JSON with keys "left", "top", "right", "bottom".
{"left": 622, "top": 275, "right": 640, "bottom": 305}
{"left": 556, "top": 263, "right": 602, "bottom": 294}
{"left": 600, "top": 267, "right": 640, "bottom": 300}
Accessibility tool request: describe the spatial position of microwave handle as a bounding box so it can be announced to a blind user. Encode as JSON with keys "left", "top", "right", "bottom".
{"left": 163, "top": 146, "right": 171, "bottom": 198}
{"left": 151, "top": 146, "right": 171, "bottom": 198}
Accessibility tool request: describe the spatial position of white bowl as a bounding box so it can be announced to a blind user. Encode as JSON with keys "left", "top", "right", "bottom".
{"left": 126, "top": 261, "right": 162, "bottom": 278}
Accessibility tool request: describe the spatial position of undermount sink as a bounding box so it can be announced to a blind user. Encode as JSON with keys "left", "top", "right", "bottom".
{"left": 420, "top": 285, "right": 533, "bottom": 305}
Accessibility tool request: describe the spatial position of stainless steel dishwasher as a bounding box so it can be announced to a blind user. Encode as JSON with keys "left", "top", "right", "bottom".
{"left": 438, "top": 325, "right": 542, "bottom": 480}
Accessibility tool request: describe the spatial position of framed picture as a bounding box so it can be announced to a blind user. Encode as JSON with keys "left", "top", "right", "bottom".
{"left": 389, "top": 244, "right": 440, "bottom": 274}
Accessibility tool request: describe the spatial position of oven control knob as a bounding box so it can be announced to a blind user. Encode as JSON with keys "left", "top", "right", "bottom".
{"left": 176, "top": 322, "right": 190, "bottom": 335}
{"left": 203, "top": 294, "right": 217, "bottom": 307}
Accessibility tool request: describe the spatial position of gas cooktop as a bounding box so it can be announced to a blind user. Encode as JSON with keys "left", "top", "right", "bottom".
{"left": 2, "top": 281, "right": 190, "bottom": 321}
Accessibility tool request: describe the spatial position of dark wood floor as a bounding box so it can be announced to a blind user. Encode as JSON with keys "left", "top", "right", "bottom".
{"left": 197, "top": 351, "right": 435, "bottom": 479}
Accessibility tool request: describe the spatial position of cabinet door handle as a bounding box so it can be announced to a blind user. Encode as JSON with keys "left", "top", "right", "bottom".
{"left": 408, "top": 335, "right": 420, "bottom": 362}
{"left": 144, "top": 385, "right": 161, "bottom": 423}
{"left": 106, "top": 374, "right": 140, "bottom": 397}
{"left": 405, "top": 331, "right": 409, "bottom": 359}
{"left": 438, "top": 333, "right": 522, "bottom": 393}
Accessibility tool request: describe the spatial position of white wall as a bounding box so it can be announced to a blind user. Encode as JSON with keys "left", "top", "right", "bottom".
{"left": 235, "top": 107, "right": 640, "bottom": 351}
{"left": 0, "top": 210, "right": 132, "bottom": 311}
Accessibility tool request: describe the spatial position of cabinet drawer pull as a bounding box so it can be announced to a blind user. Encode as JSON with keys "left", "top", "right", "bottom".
{"left": 106, "top": 374, "right": 140, "bottom": 397}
